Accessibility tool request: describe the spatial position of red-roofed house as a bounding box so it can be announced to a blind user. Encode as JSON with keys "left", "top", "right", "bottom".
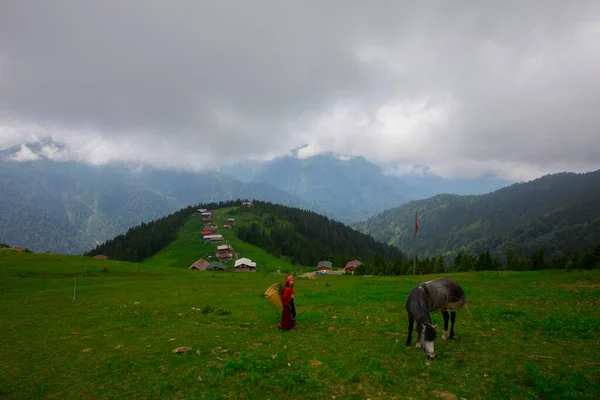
{"left": 92, "top": 255, "right": 109, "bottom": 260}
{"left": 344, "top": 260, "right": 361, "bottom": 274}
{"left": 189, "top": 258, "right": 209, "bottom": 271}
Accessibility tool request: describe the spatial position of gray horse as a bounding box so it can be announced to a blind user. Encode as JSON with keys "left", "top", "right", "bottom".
{"left": 405, "top": 278, "right": 466, "bottom": 359}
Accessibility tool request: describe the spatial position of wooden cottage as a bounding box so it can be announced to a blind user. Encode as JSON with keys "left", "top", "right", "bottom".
{"left": 317, "top": 261, "right": 332, "bottom": 271}
{"left": 207, "top": 261, "right": 227, "bottom": 271}
{"left": 189, "top": 258, "right": 209, "bottom": 271}
{"left": 216, "top": 244, "right": 234, "bottom": 261}
{"left": 344, "top": 260, "right": 361, "bottom": 274}
{"left": 234, "top": 257, "right": 256, "bottom": 272}
{"left": 92, "top": 254, "right": 109, "bottom": 260}
{"left": 203, "top": 234, "right": 224, "bottom": 243}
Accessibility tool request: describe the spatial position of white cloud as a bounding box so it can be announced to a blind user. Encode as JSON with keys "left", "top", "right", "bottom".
{"left": 1, "top": 1, "right": 599, "bottom": 180}
{"left": 9, "top": 144, "right": 40, "bottom": 161}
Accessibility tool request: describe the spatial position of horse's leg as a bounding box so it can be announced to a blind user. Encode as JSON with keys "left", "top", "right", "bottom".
{"left": 415, "top": 321, "right": 423, "bottom": 348}
{"left": 441, "top": 311, "right": 450, "bottom": 340}
{"left": 406, "top": 315, "right": 414, "bottom": 346}
{"left": 449, "top": 311, "right": 456, "bottom": 340}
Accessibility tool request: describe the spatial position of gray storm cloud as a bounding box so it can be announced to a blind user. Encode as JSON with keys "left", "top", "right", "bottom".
{"left": 1, "top": 1, "right": 599, "bottom": 180}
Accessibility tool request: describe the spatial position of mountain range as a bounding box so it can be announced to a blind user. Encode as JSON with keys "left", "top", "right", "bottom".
{"left": 355, "top": 169, "right": 600, "bottom": 261}
{"left": 0, "top": 139, "right": 519, "bottom": 255}
{"left": 0, "top": 142, "right": 309, "bottom": 254}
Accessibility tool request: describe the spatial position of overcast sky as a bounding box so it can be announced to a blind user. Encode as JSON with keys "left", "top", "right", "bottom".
{"left": 1, "top": 1, "right": 599, "bottom": 180}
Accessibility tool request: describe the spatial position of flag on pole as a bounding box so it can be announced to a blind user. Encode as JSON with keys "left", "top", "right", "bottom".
{"left": 415, "top": 211, "right": 419, "bottom": 234}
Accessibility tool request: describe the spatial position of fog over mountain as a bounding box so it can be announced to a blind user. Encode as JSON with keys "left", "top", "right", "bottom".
{"left": 2, "top": 1, "right": 600, "bottom": 182}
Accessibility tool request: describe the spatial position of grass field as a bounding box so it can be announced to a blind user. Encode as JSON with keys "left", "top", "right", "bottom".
{"left": 1, "top": 251, "right": 599, "bottom": 400}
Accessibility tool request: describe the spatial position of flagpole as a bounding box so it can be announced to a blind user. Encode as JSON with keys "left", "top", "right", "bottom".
{"left": 413, "top": 211, "right": 418, "bottom": 275}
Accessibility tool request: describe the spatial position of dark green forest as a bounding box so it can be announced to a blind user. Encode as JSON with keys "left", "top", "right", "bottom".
{"left": 355, "top": 170, "right": 600, "bottom": 262}
{"left": 233, "top": 201, "right": 405, "bottom": 266}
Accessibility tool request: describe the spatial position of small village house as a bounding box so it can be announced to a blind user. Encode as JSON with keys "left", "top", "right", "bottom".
{"left": 207, "top": 261, "right": 227, "bottom": 271}
{"left": 317, "top": 261, "right": 332, "bottom": 271}
{"left": 344, "top": 260, "right": 361, "bottom": 274}
{"left": 241, "top": 201, "right": 254, "bottom": 207}
{"left": 216, "top": 244, "right": 234, "bottom": 261}
{"left": 92, "top": 254, "right": 109, "bottom": 260}
{"left": 203, "top": 234, "right": 224, "bottom": 243}
{"left": 189, "top": 258, "right": 209, "bottom": 271}
{"left": 234, "top": 257, "right": 256, "bottom": 272}
{"left": 227, "top": 218, "right": 235, "bottom": 225}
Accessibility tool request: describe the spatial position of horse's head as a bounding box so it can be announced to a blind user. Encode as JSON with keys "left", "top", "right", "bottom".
{"left": 420, "top": 322, "right": 439, "bottom": 359}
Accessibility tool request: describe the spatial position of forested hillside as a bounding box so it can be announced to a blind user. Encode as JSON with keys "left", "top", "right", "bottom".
{"left": 84, "top": 201, "right": 234, "bottom": 261}
{"left": 85, "top": 200, "right": 405, "bottom": 267}
{"left": 233, "top": 201, "right": 404, "bottom": 266}
{"left": 0, "top": 149, "right": 310, "bottom": 254}
{"left": 355, "top": 170, "right": 600, "bottom": 261}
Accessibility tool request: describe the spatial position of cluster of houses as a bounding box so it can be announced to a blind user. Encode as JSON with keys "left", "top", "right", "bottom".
{"left": 189, "top": 256, "right": 257, "bottom": 272}
{"left": 189, "top": 258, "right": 227, "bottom": 271}
{"left": 316, "top": 259, "right": 362, "bottom": 274}
{"left": 188, "top": 206, "right": 361, "bottom": 275}
{"left": 190, "top": 209, "right": 258, "bottom": 272}
{"left": 199, "top": 210, "right": 225, "bottom": 243}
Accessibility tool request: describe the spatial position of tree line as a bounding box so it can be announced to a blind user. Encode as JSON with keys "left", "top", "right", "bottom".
{"left": 353, "top": 243, "right": 600, "bottom": 275}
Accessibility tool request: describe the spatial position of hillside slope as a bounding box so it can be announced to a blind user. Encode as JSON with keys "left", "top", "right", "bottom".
{"left": 355, "top": 170, "right": 600, "bottom": 259}
{"left": 87, "top": 201, "right": 405, "bottom": 269}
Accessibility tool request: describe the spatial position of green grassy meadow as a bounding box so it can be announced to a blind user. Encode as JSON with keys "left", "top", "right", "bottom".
{"left": 1, "top": 250, "right": 599, "bottom": 399}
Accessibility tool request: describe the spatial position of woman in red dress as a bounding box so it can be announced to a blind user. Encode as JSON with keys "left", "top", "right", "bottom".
{"left": 279, "top": 276, "right": 296, "bottom": 330}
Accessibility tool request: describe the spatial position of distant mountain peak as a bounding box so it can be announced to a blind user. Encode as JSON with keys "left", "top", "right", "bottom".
{"left": 289, "top": 144, "right": 309, "bottom": 157}
{"left": 5, "top": 144, "right": 44, "bottom": 162}
{"left": 1, "top": 137, "right": 69, "bottom": 162}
